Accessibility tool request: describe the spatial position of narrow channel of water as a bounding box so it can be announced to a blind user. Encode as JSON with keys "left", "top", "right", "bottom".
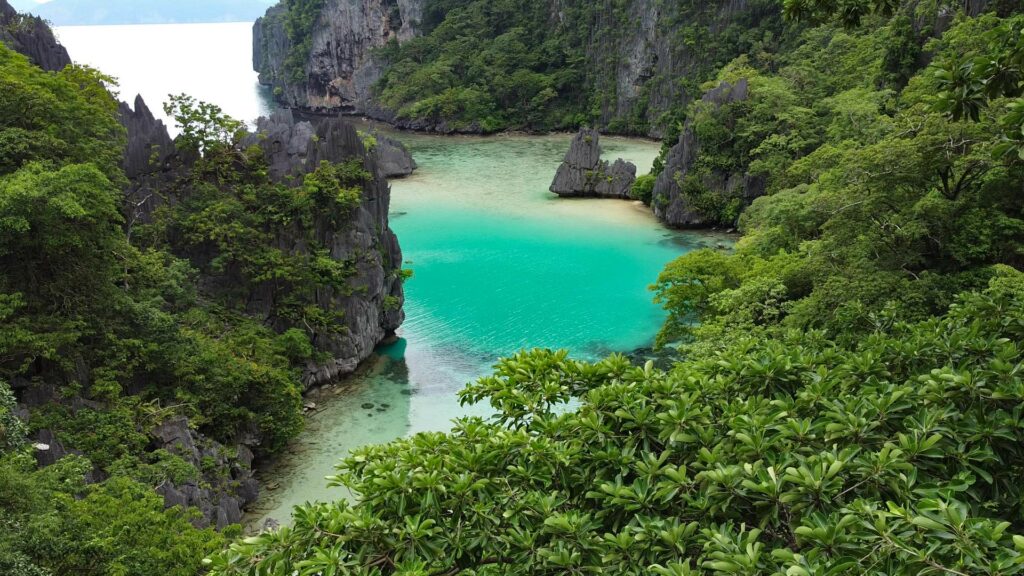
{"left": 248, "top": 128, "right": 731, "bottom": 526}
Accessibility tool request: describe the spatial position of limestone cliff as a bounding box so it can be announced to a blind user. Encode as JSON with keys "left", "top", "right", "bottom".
{"left": 241, "top": 111, "right": 405, "bottom": 387}
{"left": 253, "top": 0, "right": 781, "bottom": 136}
{"left": 651, "top": 79, "right": 766, "bottom": 228}
{"left": 0, "top": 0, "right": 71, "bottom": 71}
{"left": 550, "top": 128, "right": 636, "bottom": 199}
{"left": 566, "top": 0, "right": 781, "bottom": 137}
{"left": 253, "top": 0, "right": 424, "bottom": 116}
{"left": 122, "top": 100, "right": 406, "bottom": 389}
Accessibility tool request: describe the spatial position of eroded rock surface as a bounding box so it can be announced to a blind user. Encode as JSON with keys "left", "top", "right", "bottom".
{"left": 550, "top": 128, "right": 636, "bottom": 199}
{"left": 651, "top": 79, "right": 766, "bottom": 228}
{"left": 152, "top": 417, "right": 259, "bottom": 530}
{"left": 253, "top": 0, "right": 424, "bottom": 115}
{"left": 374, "top": 134, "right": 417, "bottom": 178}
{"left": 0, "top": 0, "right": 71, "bottom": 70}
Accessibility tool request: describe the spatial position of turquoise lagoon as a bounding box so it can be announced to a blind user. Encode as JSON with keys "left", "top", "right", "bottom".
{"left": 249, "top": 128, "right": 728, "bottom": 525}
{"left": 51, "top": 22, "right": 725, "bottom": 526}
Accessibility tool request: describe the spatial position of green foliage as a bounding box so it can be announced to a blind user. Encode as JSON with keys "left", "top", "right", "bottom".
{"left": 0, "top": 380, "right": 25, "bottom": 453}
{"left": 302, "top": 159, "right": 368, "bottom": 216}
{"left": 932, "top": 16, "right": 1024, "bottom": 160}
{"left": 652, "top": 249, "right": 747, "bottom": 346}
{"left": 32, "top": 403, "right": 149, "bottom": 470}
{"left": 783, "top": 0, "right": 916, "bottom": 27}
{"left": 0, "top": 162, "right": 126, "bottom": 320}
{"left": 0, "top": 46, "right": 124, "bottom": 179}
{"left": 653, "top": 20, "right": 896, "bottom": 225}
{"left": 0, "top": 453, "right": 226, "bottom": 576}
{"left": 164, "top": 93, "right": 244, "bottom": 153}
{"left": 630, "top": 173, "right": 656, "bottom": 204}
{"left": 170, "top": 309, "right": 304, "bottom": 454}
{"left": 208, "top": 276, "right": 1024, "bottom": 575}
{"left": 654, "top": 6, "right": 1021, "bottom": 266}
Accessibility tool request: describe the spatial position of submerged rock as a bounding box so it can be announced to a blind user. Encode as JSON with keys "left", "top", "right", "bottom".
{"left": 550, "top": 128, "right": 637, "bottom": 199}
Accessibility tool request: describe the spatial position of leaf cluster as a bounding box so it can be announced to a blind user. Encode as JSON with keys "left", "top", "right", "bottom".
{"left": 209, "top": 274, "right": 1024, "bottom": 575}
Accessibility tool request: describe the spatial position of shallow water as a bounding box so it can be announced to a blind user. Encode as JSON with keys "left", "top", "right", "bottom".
{"left": 248, "top": 128, "right": 730, "bottom": 525}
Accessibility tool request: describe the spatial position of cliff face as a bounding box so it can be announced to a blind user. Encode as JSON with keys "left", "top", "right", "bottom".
{"left": 254, "top": 0, "right": 424, "bottom": 115}
{"left": 254, "top": 0, "right": 781, "bottom": 136}
{"left": 567, "top": 0, "right": 780, "bottom": 137}
{"left": 0, "top": 0, "right": 71, "bottom": 71}
{"left": 122, "top": 101, "right": 406, "bottom": 389}
{"left": 241, "top": 110, "right": 405, "bottom": 387}
{"left": 651, "top": 79, "right": 766, "bottom": 228}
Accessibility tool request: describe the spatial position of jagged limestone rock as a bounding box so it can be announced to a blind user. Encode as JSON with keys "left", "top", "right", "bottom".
{"left": 550, "top": 128, "right": 637, "bottom": 199}
{"left": 253, "top": 0, "right": 424, "bottom": 115}
{"left": 151, "top": 416, "right": 259, "bottom": 529}
{"left": 116, "top": 101, "right": 406, "bottom": 390}
{"left": 0, "top": 0, "right": 71, "bottom": 71}
{"left": 651, "top": 79, "right": 767, "bottom": 228}
{"left": 241, "top": 110, "right": 406, "bottom": 388}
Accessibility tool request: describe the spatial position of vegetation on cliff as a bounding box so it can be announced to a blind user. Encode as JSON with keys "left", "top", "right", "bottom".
{"left": 655, "top": 10, "right": 1024, "bottom": 334}
{"left": 372, "top": 0, "right": 786, "bottom": 134}
{"left": 0, "top": 14, "right": 401, "bottom": 571}
{"left": 0, "top": 43, "right": 233, "bottom": 575}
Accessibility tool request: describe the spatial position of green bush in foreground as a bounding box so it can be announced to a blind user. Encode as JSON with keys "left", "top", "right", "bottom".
{"left": 0, "top": 452, "right": 228, "bottom": 576}
{"left": 209, "top": 272, "right": 1024, "bottom": 575}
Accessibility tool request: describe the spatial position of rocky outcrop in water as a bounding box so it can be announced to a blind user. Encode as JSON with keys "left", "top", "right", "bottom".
{"left": 374, "top": 134, "right": 417, "bottom": 178}
{"left": 550, "top": 128, "right": 636, "bottom": 199}
{"left": 242, "top": 110, "right": 406, "bottom": 388}
{"left": 118, "top": 102, "right": 406, "bottom": 390}
{"left": 0, "top": 0, "right": 71, "bottom": 71}
{"left": 651, "top": 79, "right": 766, "bottom": 228}
{"left": 253, "top": 0, "right": 424, "bottom": 115}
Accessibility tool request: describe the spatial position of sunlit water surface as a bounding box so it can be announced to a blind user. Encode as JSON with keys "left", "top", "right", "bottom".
{"left": 50, "top": 23, "right": 730, "bottom": 527}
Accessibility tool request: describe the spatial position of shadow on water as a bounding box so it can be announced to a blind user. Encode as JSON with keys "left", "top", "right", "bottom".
{"left": 658, "top": 230, "right": 738, "bottom": 251}
{"left": 244, "top": 348, "right": 414, "bottom": 528}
